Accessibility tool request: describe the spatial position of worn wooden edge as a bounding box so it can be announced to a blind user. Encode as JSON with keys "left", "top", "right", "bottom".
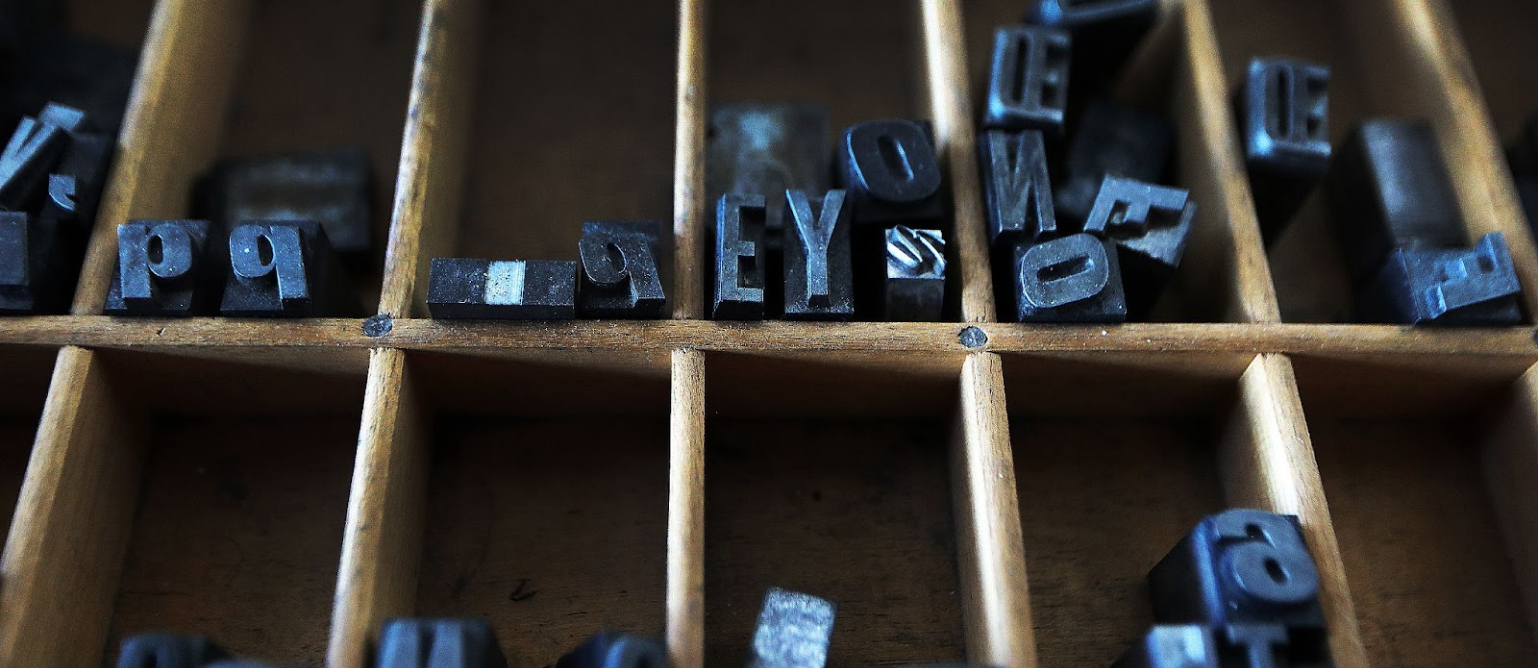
{"left": 0, "top": 347, "right": 147, "bottom": 668}
{"left": 665, "top": 349, "right": 706, "bottom": 668}
{"left": 1339, "top": 0, "right": 1538, "bottom": 318}
{"left": 672, "top": 0, "right": 707, "bottom": 320}
{"left": 326, "top": 348, "right": 430, "bottom": 668}
{"left": 71, "top": 0, "right": 254, "bottom": 315}
{"left": 376, "top": 0, "right": 484, "bottom": 319}
{"left": 1177, "top": 0, "right": 1282, "bottom": 323}
{"left": 1480, "top": 361, "right": 1538, "bottom": 646}
{"left": 919, "top": 0, "right": 995, "bottom": 324}
{"left": 1217, "top": 353, "right": 1369, "bottom": 668}
{"left": 952, "top": 352, "right": 1034, "bottom": 667}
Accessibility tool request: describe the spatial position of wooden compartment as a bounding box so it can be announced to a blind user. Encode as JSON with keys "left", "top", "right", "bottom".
{"left": 0, "top": 347, "right": 61, "bottom": 546}
{"left": 1292, "top": 355, "right": 1538, "bottom": 668}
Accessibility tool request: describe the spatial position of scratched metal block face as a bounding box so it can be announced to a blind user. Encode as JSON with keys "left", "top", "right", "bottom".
{"left": 1357, "top": 233, "right": 1522, "bottom": 326}
{"left": 551, "top": 631, "right": 666, "bottom": 668}
{"left": 979, "top": 129, "right": 1057, "bottom": 255}
{"left": 836, "top": 120, "right": 944, "bottom": 225}
{"left": 578, "top": 220, "right": 668, "bottom": 319}
{"left": 104, "top": 219, "right": 223, "bottom": 317}
{"left": 115, "top": 633, "right": 231, "bottom": 668}
{"left": 884, "top": 225, "right": 946, "bottom": 322}
{"left": 706, "top": 103, "right": 830, "bottom": 231}
{"left": 427, "top": 257, "right": 579, "bottom": 320}
{"left": 782, "top": 189, "right": 854, "bottom": 320}
{"left": 201, "top": 148, "right": 374, "bottom": 258}
{"left": 220, "top": 220, "right": 354, "bottom": 318}
{"left": 377, "top": 618, "right": 507, "bottom": 668}
{"left": 1013, "top": 233, "right": 1126, "bottom": 323}
{"left": 713, "top": 193, "right": 768, "bottom": 320}
{"left": 748, "top": 588, "right": 837, "bottom": 668}
{"left": 1083, "top": 176, "right": 1194, "bottom": 317}
{"left": 984, "top": 25, "right": 1070, "bottom": 137}
{"left": 0, "top": 112, "right": 69, "bottom": 211}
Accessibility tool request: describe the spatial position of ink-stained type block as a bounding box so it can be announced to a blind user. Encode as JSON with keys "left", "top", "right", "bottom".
{"left": 1013, "top": 233, "right": 1126, "bottom": 323}
{"left": 0, "top": 211, "right": 73, "bottom": 314}
{"left": 783, "top": 189, "right": 854, "bottom": 320}
{"left": 1357, "top": 232, "right": 1522, "bottom": 326}
{"left": 115, "top": 633, "right": 230, "bottom": 668}
{"left": 984, "top": 25, "right": 1071, "bottom": 138}
{"left": 377, "top": 618, "right": 507, "bottom": 668}
{"left": 979, "top": 129, "right": 1057, "bottom": 255}
{"left": 0, "top": 112, "right": 69, "bottom": 211}
{"left": 551, "top": 632, "right": 666, "bottom": 668}
{"left": 1111, "top": 624, "right": 1333, "bottom": 668}
{"left": 706, "top": 103, "right": 830, "bottom": 230}
{"left": 1236, "top": 57, "right": 1330, "bottom": 242}
{"left": 1326, "top": 119, "right": 1465, "bottom": 283}
{"left": 836, "top": 120, "right": 944, "bottom": 225}
{"left": 1082, "top": 176, "right": 1195, "bottom": 316}
{"left": 1055, "top": 101, "right": 1173, "bottom": 224}
{"left": 427, "top": 258, "right": 578, "bottom": 320}
{"left": 105, "top": 219, "right": 223, "bottom": 316}
{"left": 713, "top": 193, "right": 767, "bottom": 320}
{"left": 748, "top": 587, "right": 837, "bottom": 668}
{"left": 578, "top": 220, "right": 667, "bottom": 319}
{"left": 1026, "top": 0, "right": 1158, "bottom": 98}
{"left": 220, "top": 220, "right": 354, "bottom": 317}
{"left": 1147, "top": 509, "right": 1324, "bottom": 630}
{"left": 198, "top": 148, "right": 374, "bottom": 258}
{"left": 884, "top": 225, "right": 946, "bottom": 322}
{"left": 43, "top": 130, "right": 112, "bottom": 233}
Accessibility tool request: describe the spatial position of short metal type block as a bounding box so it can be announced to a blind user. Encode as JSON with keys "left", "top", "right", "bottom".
{"left": 984, "top": 25, "right": 1070, "bottom": 137}
{"left": 885, "top": 225, "right": 946, "bottom": 322}
{"left": 980, "top": 129, "right": 1057, "bottom": 253}
{"left": 200, "top": 148, "right": 374, "bottom": 258}
{"left": 1358, "top": 232, "right": 1522, "bottom": 326}
{"left": 1082, "top": 175, "right": 1195, "bottom": 316}
{"left": 836, "top": 119, "right": 944, "bottom": 225}
{"left": 713, "top": 193, "right": 767, "bottom": 319}
{"left": 1111, "top": 624, "right": 1333, "bottom": 668}
{"left": 220, "top": 220, "right": 352, "bottom": 317}
{"left": 43, "top": 130, "right": 111, "bottom": 230}
{"left": 105, "top": 219, "right": 222, "bottom": 316}
{"left": 1026, "top": 0, "right": 1158, "bottom": 98}
{"left": 578, "top": 220, "right": 667, "bottom": 319}
{"left": 706, "top": 102, "right": 830, "bottom": 230}
{"left": 0, "top": 113, "right": 68, "bottom": 211}
{"left": 1013, "top": 233, "right": 1126, "bottom": 323}
{"left": 748, "top": 587, "right": 837, "bottom": 668}
{"left": 1327, "top": 119, "right": 1465, "bottom": 283}
{"left": 116, "top": 633, "right": 231, "bottom": 668}
{"left": 1147, "top": 509, "right": 1324, "bottom": 630}
{"left": 0, "top": 210, "right": 73, "bottom": 314}
{"left": 1237, "top": 57, "right": 1330, "bottom": 242}
{"left": 783, "top": 189, "right": 854, "bottom": 320}
{"left": 427, "top": 258, "right": 578, "bottom": 320}
{"left": 1056, "top": 101, "right": 1173, "bottom": 224}
{"left": 377, "top": 618, "right": 507, "bottom": 668}
{"left": 551, "top": 632, "right": 666, "bottom": 668}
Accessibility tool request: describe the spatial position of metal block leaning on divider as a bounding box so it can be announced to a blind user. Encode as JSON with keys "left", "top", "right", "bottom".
{"left": 836, "top": 119, "right": 944, "bottom": 225}
{"left": 1235, "top": 57, "right": 1330, "bottom": 244}
{"left": 984, "top": 25, "right": 1070, "bottom": 139}
{"left": 578, "top": 220, "right": 667, "bottom": 319}
{"left": 1055, "top": 101, "right": 1173, "bottom": 225}
{"left": 884, "top": 225, "right": 946, "bottom": 322}
{"left": 105, "top": 219, "right": 224, "bottom": 316}
{"left": 1013, "top": 233, "right": 1126, "bottom": 323}
{"left": 377, "top": 618, "right": 507, "bottom": 668}
{"left": 783, "top": 189, "right": 854, "bottom": 320}
{"left": 748, "top": 587, "right": 837, "bottom": 668}
{"left": 713, "top": 193, "right": 767, "bottom": 320}
{"left": 220, "top": 220, "right": 356, "bottom": 317}
{"left": 1082, "top": 175, "right": 1194, "bottom": 317}
{"left": 428, "top": 257, "right": 578, "bottom": 320}
{"left": 551, "top": 631, "right": 665, "bottom": 668}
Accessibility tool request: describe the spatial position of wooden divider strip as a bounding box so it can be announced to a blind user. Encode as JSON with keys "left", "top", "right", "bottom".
{"left": 1219, "top": 354, "right": 1369, "bottom": 668}
{"left": 952, "top": 353, "right": 1034, "bottom": 668}
{"left": 72, "top": 0, "right": 252, "bottom": 315}
{"left": 918, "top": 0, "right": 995, "bottom": 324}
{"left": 672, "top": 0, "right": 708, "bottom": 320}
{"left": 376, "top": 0, "right": 485, "bottom": 318}
{"left": 666, "top": 348, "right": 706, "bottom": 668}
{"left": 327, "top": 348, "right": 431, "bottom": 668}
{"left": 0, "top": 347, "right": 147, "bottom": 668}
{"left": 1480, "top": 362, "right": 1538, "bottom": 645}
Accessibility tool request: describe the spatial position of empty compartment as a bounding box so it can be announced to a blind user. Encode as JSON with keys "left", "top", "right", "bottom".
{"left": 0, "top": 346, "right": 63, "bottom": 544}
{"left": 998, "top": 352, "right": 1282, "bottom": 667}
{"left": 1292, "top": 354, "right": 1538, "bottom": 667}
{"left": 702, "top": 352, "right": 968, "bottom": 666}
{"left": 394, "top": 351, "right": 672, "bottom": 664}
{"left": 95, "top": 350, "right": 369, "bottom": 666}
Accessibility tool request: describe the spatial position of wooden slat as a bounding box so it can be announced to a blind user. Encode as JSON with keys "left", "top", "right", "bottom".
{"left": 666, "top": 348, "right": 706, "bottom": 668}
{"left": 71, "top": 0, "right": 253, "bottom": 315}
{"left": 919, "top": 0, "right": 995, "bottom": 323}
{"left": 0, "top": 347, "right": 146, "bottom": 668}
{"left": 672, "top": 0, "right": 708, "bottom": 320}
{"left": 952, "top": 352, "right": 1034, "bottom": 667}
{"left": 1480, "top": 361, "right": 1538, "bottom": 645}
{"left": 375, "top": 0, "right": 484, "bottom": 318}
{"left": 327, "top": 348, "right": 430, "bottom": 668}
{"left": 1218, "top": 354, "right": 1369, "bottom": 668}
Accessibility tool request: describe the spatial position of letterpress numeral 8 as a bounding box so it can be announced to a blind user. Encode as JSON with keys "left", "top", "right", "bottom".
{"left": 1210, "top": 509, "right": 1320, "bottom": 607}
